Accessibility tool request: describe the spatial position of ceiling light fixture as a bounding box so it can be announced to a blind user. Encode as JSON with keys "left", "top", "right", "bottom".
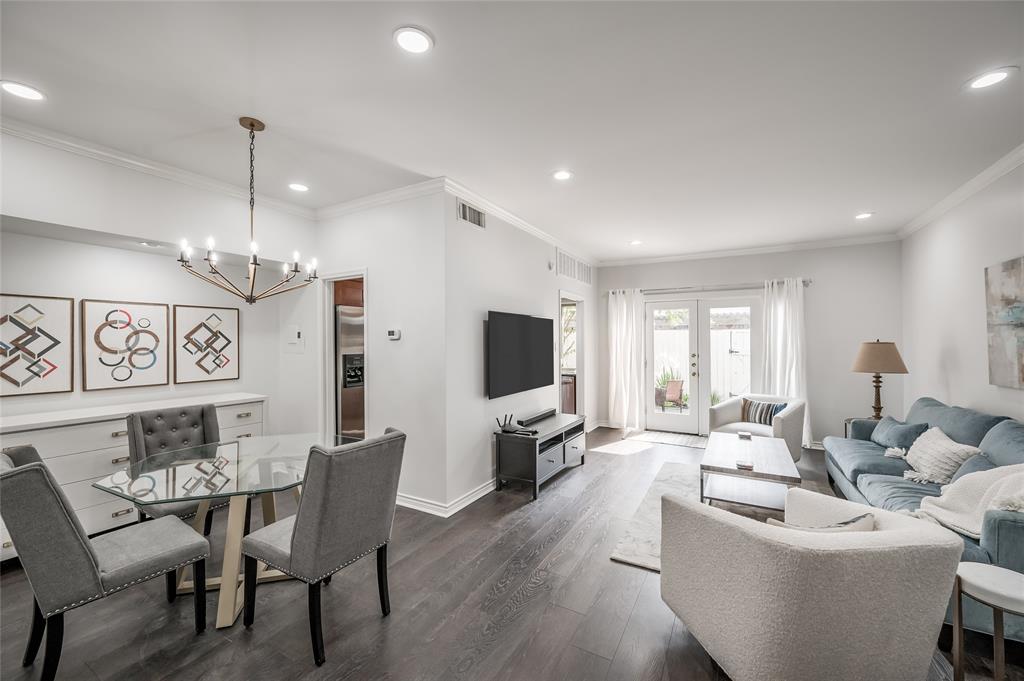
{"left": 178, "top": 117, "right": 318, "bottom": 305}
{"left": 855, "top": 212, "right": 874, "bottom": 220}
{"left": 289, "top": 183, "right": 309, "bottom": 192}
{"left": 552, "top": 169, "right": 574, "bottom": 181}
{"left": 394, "top": 27, "right": 433, "bottom": 54}
{"left": 969, "top": 67, "right": 1017, "bottom": 89}
{"left": 0, "top": 80, "right": 44, "bottom": 100}
{"left": 138, "top": 242, "right": 163, "bottom": 249}
{"left": 629, "top": 240, "right": 643, "bottom": 246}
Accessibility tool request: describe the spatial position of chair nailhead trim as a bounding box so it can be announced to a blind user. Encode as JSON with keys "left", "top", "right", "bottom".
{"left": 45, "top": 552, "right": 209, "bottom": 617}
{"left": 243, "top": 542, "right": 386, "bottom": 584}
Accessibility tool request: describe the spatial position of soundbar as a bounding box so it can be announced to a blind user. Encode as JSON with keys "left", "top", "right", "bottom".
{"left": 518, "top": 408, "right": 557, "bottom": 427}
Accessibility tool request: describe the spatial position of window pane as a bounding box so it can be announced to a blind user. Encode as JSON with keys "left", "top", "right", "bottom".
{"left": 652, "top": 308, "right": 690, "bottom": 413}
{"left": 708, "top": 306, "right": 751, "bottom": 405}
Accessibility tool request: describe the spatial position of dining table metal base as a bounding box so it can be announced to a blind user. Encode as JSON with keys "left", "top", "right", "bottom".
{"left": 172, "top": 489, "right": 300, "bottom": 629}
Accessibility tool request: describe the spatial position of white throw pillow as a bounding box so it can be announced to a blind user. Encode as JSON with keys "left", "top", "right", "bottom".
{"left": 767, "top": 512, "right": 875, "bottom": 532}
{"left": 904, "top": 427, "right": 980, "bottom": 484}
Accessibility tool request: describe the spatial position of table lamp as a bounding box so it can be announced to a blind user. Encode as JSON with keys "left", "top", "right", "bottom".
{"left": 851, "top": 340, "right": 908, "bottom": 419}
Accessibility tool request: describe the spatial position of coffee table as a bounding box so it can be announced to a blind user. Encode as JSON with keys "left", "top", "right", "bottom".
{"left": 699, "top": 432, "right": 802, "bottom": 511}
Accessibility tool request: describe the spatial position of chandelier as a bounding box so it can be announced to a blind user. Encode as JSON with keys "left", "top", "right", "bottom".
{"left": 177, "top": 116, "right": 318, "bottom": 304}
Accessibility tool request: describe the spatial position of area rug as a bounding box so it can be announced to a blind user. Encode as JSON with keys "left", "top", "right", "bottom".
{"left": 610, "top": 462, "right": 781, "bottom": 572}
{"left": 627, "top": 430, "right": 708, "bottom": 449}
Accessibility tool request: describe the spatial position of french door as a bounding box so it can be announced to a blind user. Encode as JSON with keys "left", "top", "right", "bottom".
{"left": 645, "top": 296, "right": 762, "bottom": 434}
{"left": 645, "top": 301, "right": 700, "bottom": 433}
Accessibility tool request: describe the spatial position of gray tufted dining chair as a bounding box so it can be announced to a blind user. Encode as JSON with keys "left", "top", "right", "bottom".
{"left": 1, "top": 445, "right": 209, "bottom": 681}
{"left": 126, "top": 404, "right": 225, "bottom": 536}
{"left": 241, "top": 428, "right": 406, "bottom": 666}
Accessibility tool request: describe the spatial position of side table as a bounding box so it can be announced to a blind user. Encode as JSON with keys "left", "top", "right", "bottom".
{"left": 953, "top": 561, "right": 1024, "bottom": 681}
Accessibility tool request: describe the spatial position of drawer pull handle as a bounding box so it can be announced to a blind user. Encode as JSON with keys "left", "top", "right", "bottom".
{"left": 2, "top": 541, "right": 12, "bottom": 549}
{"left": 236, "top": 412, "right": 252, "bottom": 419}
{"left": 111, "top": 456, "right": 130, "bottom": 465}
{"left": 111, "top": 430, "right": 128, "bottom": 438}
{"left": 111, "top": 508, "right": 133, "bottom": 518}
{"left": 238, "top": 433, "right": 253, "bottom": 438}
{"left": 546, "top": 458, "right": 555, "bottom": 464}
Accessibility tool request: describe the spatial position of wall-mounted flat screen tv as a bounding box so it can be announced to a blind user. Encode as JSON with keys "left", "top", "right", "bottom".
{"left": 487, "top": 311, "right": 554, "bottom": 399}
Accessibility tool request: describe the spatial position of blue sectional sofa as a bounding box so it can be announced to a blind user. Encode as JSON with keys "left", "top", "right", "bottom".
{"left": 823, "top": 397, "right": 1024, "bottom": 644}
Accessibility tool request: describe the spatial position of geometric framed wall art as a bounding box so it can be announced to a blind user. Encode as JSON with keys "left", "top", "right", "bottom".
{"left": 81, "top": 299, "right": 169, "bottom": 391}
{"left": 173, "top": 305, "right": 240, "bottom": 384}
{"left": 1, "top": 293, "right": 75, "bottom": 397}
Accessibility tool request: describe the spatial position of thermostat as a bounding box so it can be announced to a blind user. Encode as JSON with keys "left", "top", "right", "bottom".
{"left": 387, "top": 329, "right": 401, "bottom": 341}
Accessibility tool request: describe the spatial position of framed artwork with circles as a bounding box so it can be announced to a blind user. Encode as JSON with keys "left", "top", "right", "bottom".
{"left": 81, "top": 299, "right": 169, "bottom": 391}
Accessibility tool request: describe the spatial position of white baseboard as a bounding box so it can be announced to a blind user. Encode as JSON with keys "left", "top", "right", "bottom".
{"left": 396, "top": 478, "right": 496, "bottom": 519}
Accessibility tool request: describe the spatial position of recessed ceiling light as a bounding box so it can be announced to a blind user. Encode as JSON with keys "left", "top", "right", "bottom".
{"left": 138, "top": 241, "right": 163, "bottom": 249}
{"left": 394, "top": 27, "right": 433, "bottom": 54}
{"left": 969, "top": 67, "right": 1017, "bottom": 89}
{"left": 1, "top": 81, "right": 44, "bottom": 100}
{"left": 289, "top": 183, "right": 309, "bottom": 192}
{"left": 552, "top": 169, "right": 574, "bottom": 181}
{"left": 855, "top": 212, "right": 874, "bottom": 220}
{"left": 629, "top": 240, "right": 643, "bottom": 246}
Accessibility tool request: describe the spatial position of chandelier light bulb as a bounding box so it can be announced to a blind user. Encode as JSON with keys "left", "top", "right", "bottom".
{"left": 293, "top": 251, "right": 300, "bottom": 263}
{"left": 206, "top": 236, "right": 215, "bottom": 250}
{"left": 209, "top": 252, "right": 218, "bottom": 263}
{"left": 282, "top": 262, "right": 290, "bottom": 274}
{"left": 185, "top": 246, "right": 194, "bottom": 259}
{"left": 305, "top": 262, "right": 312, "bottom": 273}
{"left": 311, "top": 258, "right": 318, "bottom": 270}
{"left": 250, "top": 241, "right": 259, "bottom": 254}
{"left": 180, "top": 238, "right": 189, "bottom": 250}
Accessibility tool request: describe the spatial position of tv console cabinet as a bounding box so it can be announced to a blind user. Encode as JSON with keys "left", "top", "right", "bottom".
{"left": 495, "top": 413, "right": 585, "bottom": 500}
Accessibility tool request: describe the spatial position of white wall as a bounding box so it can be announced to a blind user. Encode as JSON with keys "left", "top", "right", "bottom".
{"left": 316, "top": 192, "right": 449, "bottom": 508}
{"left": 597, "top": 241, "right": 905, "bottom": 442}
{"left": 902, "top": 165, "right": 1024, "bottom": 420}
{"left": 443, "top": 194, "right": 598, "bottom": 507}
{"left": 0, "top": 231, "right": 308, "bottom": 432}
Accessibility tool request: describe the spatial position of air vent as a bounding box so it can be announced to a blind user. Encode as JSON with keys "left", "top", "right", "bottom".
{"left": 457, "top": 199, "right": 486, "bottom": 229}
{"left": 557, "top": 249, "right": 593, "bottom": 285}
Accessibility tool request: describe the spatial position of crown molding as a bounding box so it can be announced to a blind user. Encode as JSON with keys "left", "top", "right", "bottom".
{"left": 1, "top": 119, "right": 317, "bottom": 221}
{"left": 314, "top": 177, "right": 447, "bottom": 220}
{"left": 440, "top": 177, "right": 594, "bottom": 265}
{"left": 899, "top": 142, "right": 1024, "bottom": 238}
{"left": 598, "top": 231, "right": 901, "bottom": 268}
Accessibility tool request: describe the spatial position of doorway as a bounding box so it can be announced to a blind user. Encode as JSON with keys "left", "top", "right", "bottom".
{"left": 559, "top": 292, "right": 584, "bottom": 415}
{"left": 333, "top": 278, "right": 365, "bottom": 444}
{"left": 645, "top": 295, "right": 761, "bottom": 434}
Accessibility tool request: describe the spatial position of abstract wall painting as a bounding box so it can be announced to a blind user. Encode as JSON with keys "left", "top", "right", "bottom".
{"left": 173, "top": 305, "right": 240, "bottom": 384}
{"left": 81, "top": 300, "right": 169, "bottom": 391}
{"left": 1, "top": 294, "right": 74, "bottom": 397}
{"left": 985, "top": 255, "right": 1024, "bottom": 389}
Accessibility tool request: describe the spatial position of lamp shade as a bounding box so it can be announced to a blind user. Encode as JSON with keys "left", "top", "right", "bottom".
{"left": 851, "top": 340, "right": 908, "bottom": 374}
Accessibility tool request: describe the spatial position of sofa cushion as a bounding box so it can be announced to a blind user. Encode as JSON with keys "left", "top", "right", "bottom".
{"left": 905, "top": 427, "right": 981, "bottom": 484}
{"left": 950, "top": 454, "right": 997, "bottom": 483}
{"left": 856, "top": 473, "right": 941, "bottom": 512}
{"left": 823, "top": 436, "right": 910, "bottom": 483}
{"left": 979, "top": 419, "right": 1024, "bottom": 467}
{"left": 714, "top": 422, "right": 774, "bottom": 438}
{"left": 870, "top": 416, "right": 928, "bottom": 450}
{"left": 960, "top": 536, "right": 992, "bottom": 565}
{"left": 905, "top": 397, "right": 1009, "bottom": 447}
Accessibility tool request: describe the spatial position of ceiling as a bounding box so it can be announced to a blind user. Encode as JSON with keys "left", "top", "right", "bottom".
{"left": 2, "top": 1, "right": 1022, "bottom": 263}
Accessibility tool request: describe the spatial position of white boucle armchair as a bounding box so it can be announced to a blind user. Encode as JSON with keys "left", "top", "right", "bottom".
{"left": 709, "top": 393, "right": 805, "bottom": 460}
{"left": 660, "top": 488, "right": 963, "bottom": 681}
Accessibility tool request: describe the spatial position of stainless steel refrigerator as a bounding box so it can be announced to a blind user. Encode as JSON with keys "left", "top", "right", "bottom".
{"left": 335, "top": 304, "right": 365, "bottom": 444}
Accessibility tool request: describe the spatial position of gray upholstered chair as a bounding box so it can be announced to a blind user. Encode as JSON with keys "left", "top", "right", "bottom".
{"left": 241, "top": 428, "right": 406, "bottom": 666}
{"left": 1, "top": 445, "right": 209, "bottom": 681}
{"left": 126, "top": 404, "right": 223, "bottom": 534}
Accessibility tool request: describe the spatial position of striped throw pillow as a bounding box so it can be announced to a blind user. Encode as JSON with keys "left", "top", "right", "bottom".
{"left": 741, "top": 398, "right": 786, "bottom": 426}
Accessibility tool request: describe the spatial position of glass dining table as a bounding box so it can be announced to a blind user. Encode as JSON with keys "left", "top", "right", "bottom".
{"left": 92, "top": 432, "right": 323, "bottom": 629}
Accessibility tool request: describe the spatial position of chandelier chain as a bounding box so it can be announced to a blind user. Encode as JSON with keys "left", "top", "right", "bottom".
{"left": 249, "top": 126, "right": 256, "bottom": 243}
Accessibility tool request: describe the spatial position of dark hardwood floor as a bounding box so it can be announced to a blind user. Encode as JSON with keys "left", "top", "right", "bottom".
{"left": 1, "top": 427, "right": 1019, "bottom": 681}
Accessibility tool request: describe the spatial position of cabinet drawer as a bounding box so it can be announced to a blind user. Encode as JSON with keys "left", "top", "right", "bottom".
{"left": 220, "top": 423, "right": 262, "bottom": 441}
{"left": 537, "top": 444, "right": 564, "bottom": 481}
{"left": 76, "top": 500, "right": 138, "bottom": 536}
{"left": 1, "top": 419, "right": 129, "bottom": 458}
{"left": 216, "top": 402, "right": 263, "bottom": 429}
{"left": 63, "top": 476, "right": 123, "bottom": 511}
{"left": 45, "top": 446, "right": 131, "bottom": 485}
{"left": 564, "top": 433, "right": 586, "bottom": 465}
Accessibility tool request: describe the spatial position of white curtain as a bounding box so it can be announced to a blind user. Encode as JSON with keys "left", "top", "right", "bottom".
{"left": 761, "top": 278, "right": 812, "bottom": 446}
{"left": 607, "top": 289, "right": 645, "bottom": 431}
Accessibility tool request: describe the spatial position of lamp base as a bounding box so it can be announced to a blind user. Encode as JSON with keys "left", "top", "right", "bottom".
{"left": 871, "top": 373, "right": 883, "bottom": 420}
